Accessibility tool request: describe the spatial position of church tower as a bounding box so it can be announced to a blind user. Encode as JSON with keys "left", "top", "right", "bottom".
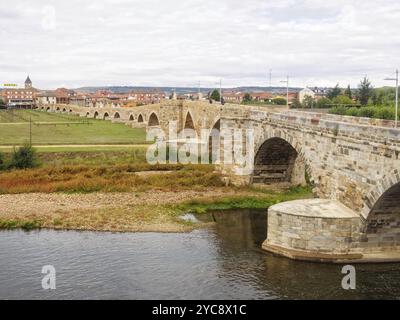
{"left": 25, "top": 76, "right": 32, "bottom": 89}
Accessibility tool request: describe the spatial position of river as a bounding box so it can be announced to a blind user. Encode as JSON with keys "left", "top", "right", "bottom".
{"left": 1, "top": 209, "right": 400, "bottom": 299}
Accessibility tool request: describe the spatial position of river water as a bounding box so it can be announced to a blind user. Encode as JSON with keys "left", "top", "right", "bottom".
{"left": 1, "top": 209, "right": 400, "bottom": 300}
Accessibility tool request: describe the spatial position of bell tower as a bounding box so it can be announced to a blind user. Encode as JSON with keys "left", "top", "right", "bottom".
{"left": 25, "top": 76, "right": 32, "bottom": 89}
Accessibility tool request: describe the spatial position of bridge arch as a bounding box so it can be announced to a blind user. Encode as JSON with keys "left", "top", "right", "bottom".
{"left": 252, "top": 131, "right": 309, "bottom": 186}
{"left": 148, "top": 112, "right": 159, "bottom": 126}
{"left": 114, "top": 112, "right": 120, "bottom": 119}
{"left": 94, "top": 111, "right": 99, "bottom": 119}
{"left": 129, "top": 114, "right": 134, "bottom": 121}
{"left": 69, "top": 109, "right": 73, "bottom": 113}
{"left": 86, "top": 112, "right": 90, "bottom": 117}
{"left": 208, "top": 119, "right": 221, "bottom": 164}
{"left": 46, "top": 107, "right": 50, "bottom": 112}
{"left": 362, "top": 174, "right": 400, "bottom": 249}
{"left": 56, "top": 107, "right": 60, "bottom": 111}
{"left": 138, "top": 114, "right": 144, "bottom": 123}
{"left": 184, "top": 112, "right": 195, "bottom": 130}
{"left": 252, "top": 137, "right": 298, "bottom": 184}
{"left": 62, "top": 108, "right": 66, "bottom": 112}
{"left": 103, "top": 112, "right": 109, "bottom": 120}
{"left": 362, "top": 170, "right": 400, "bottom": 219}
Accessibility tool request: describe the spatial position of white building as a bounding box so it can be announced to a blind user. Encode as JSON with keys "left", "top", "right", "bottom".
{"left": 298, "top": 87, "right": 315, "bottom": 103}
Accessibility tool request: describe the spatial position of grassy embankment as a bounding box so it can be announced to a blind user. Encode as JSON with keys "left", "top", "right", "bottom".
{"left": 0, "top": 110, "right": 313, "bottom": 232}
{"left": 0, "top": 109, "right": 147, "bottom": 146}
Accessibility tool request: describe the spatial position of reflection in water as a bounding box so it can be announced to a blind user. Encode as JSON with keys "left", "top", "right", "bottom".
{"left": 0, "top": 209, "right": 400, "bottom": 299}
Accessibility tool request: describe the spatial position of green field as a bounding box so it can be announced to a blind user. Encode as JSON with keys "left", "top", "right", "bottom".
{"left": 0, "top": 109, "right": 147, "bottom": 145}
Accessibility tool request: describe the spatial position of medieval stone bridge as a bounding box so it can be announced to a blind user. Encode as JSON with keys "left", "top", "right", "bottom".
{"left": 40, "top": 101, "right": 400, "bottom": 262}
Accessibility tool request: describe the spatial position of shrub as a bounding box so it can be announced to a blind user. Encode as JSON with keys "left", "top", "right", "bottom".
{"left": 10, "top": 143, "right": 37, "bottom": 169}
{"left": 0, "top": 152, "right": 5, "bottom": 171}
{"left": 358, "top": 106, "right": 376, "bottom": 118}
{"left": 316, "top": 97, "right": 332, "bottom": 108}
{"left": 329, "top": 106, "right": 347, "bottom": 115}
{"left": 272, "top": 98, "right": 287, "bottom": 105}
{"left": 347, "top": 107, "right": 360, "bottom": 117}
{"left": 373, "top": 107, "right": 395, "bottom": 120}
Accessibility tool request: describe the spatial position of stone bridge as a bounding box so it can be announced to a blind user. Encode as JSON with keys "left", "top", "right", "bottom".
{"left": 40, "top": 101, "right": 400, "bottom": 262}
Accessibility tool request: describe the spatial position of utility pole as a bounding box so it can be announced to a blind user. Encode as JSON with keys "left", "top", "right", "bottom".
{"left": 29, "top": 116, "right": 32, "bottom": 146}
{"left": 198, "top": 81, "right": 201, "bottom": 96}
{"left": 384, "top": 69, "right": 399, "bottom": 128}
{"left": 280, "top": 75, "right": 289, "bottom": 108}
{"left": 269, "top": 69, "right": 272, "bottom": 89}
{"left": 219, "top": 79, "right": 222, "bottom": 103}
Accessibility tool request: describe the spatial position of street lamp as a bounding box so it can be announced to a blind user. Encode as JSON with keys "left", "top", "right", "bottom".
{"left": 280, "top": 75, "right": 289, "bottom": 108}
{"left": 384, "top": 69, "right": 398, "bottom": 128}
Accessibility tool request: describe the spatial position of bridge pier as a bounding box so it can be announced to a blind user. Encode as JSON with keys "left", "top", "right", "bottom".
{"left": 263, "top": 198, "right": 400, "bottom": 263}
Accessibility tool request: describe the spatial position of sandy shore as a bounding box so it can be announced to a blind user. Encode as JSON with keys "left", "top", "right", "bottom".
{"left": 0, "top": 189, "right": 254, "bottom": 233}
{"left": 0, "top": 189, "right": 242, "bottom": 216}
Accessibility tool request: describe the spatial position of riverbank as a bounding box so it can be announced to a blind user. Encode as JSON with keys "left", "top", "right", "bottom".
{"left": 0, "top": 186, "right": 312, "bottom": 232}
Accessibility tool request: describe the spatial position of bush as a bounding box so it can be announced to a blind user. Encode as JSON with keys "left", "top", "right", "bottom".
{"left": 358, "top": 106, "right": 376, "bottom": 118}
{"left": 373, "top": 107, "right": 395, "bottom": 120}
{"left": 272, "top": 98, "right": 287, "bottom": 105}
{"left": 316, "top": 97, "right": 332, "bottom": 108}
{"left": 0, "top": 152, "right": 5, "bottom": 170}
{"left": 347, "top": 107, "right": 360, "bottom": 117}
{"left": 332, "top": 95, "right": 354, "bottom": 106}
{"left": 10, "top": 143, "right": 37, "bottom": 169}
{"left": 329, "top": 105, "right": 348, "bottom": 115}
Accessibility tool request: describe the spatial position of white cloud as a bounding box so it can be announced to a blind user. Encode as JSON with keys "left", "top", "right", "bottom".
{"left": 0, "top": 0, "right": 399, "bottom": 89}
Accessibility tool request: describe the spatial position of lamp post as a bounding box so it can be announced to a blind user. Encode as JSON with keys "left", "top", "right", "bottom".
{"left": 384, "top": 69, "right": 398, "bottom": 128}
{"left": 280, "top": 75, "right": 289, "bottom": 108}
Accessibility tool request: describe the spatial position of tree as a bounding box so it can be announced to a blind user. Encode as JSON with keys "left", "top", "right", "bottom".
{"left": 357, "top": 77, "right": 373, "bottom": 106}
{"left": 344, "top": 85, "right": 352, "bottom": 100}
{"left": 316, "top": 97, "right": 332, "bottom": 108}
{"left": 242, "top": 93, "right": 252, "bottom": 103}
{"left": 332, "top": 95, "right": 354, "bottom": 106}
{"left": 302, "top": 95, "right": 316, "bottom": 108}
{"left": 10, "top": 143, "right": 37, "bottom": 169}
{"left": 0, "top": 97, "right": 5, "bottom": 109}
{"left": 327, "top": 84, "right": 341, "bottom": 100}
{"left": 210, "top": 89, "right": 220, "bottom": 102}
{"left": 290, "top": 97, "right": 302, "bottom": 109}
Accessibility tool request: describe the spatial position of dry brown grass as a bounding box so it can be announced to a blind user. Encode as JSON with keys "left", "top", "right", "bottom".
{"left": 0, "top": 163, "right": 225, "bottom": 194}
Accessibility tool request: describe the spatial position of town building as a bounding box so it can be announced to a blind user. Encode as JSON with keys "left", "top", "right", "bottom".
{"left": 298, "top": 87, "right": 316, "bottom": 103}
{"left": 2, "top": 76, "right": 38, "bottom": 108}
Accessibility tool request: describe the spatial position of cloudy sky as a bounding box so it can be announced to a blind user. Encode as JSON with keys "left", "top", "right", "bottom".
{"left": 1, "top": 0, "right": 399, "bottom": 89}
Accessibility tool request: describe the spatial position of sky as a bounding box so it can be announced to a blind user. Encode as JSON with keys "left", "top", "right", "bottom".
{"left": 1, "top": 0, "right": 399, "bottom": 89}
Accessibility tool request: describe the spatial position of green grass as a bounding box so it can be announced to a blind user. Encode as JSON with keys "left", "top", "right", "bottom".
{"left": 0, "top": 110, "right": 147, "bottom": 145}
{"left": 178, "top": 186, "right": 313, "bottom": 213}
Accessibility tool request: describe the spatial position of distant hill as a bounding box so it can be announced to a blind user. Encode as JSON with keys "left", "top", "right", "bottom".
{"left": 74, "top": 86, "right": 303, "bottom": 95}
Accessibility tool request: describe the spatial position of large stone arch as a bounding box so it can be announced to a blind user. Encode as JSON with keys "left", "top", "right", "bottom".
{"left": 103, "top": 112, "right": 109, "bottom": 120}
{"left": 114, "top": 112, "right": 120, "bottom": 119}
{"left": 128, "top": 114, "right": 134, "bottom": 121}
{"left": 148, "top": 112, "right": 159, "bottom": 126}
{"left": 360, "top": 172, "right": 400, "bottom": 249}
{"left": 94, "top": 111, "right": 99, "bottom": 119}
{"left": 362, "top": 169, "right": 400, "bottom": 219}
{"left": 62, "top": 108, "right": 66, "bottom": 112}
{"left": 138, "top": 114, "right": 144, "bottom": 123}
{"left": 252, "top": 130, "right": 309, "bottom": 186}
{"left": 56, "top": 107, "right": 60, "bottom": 111}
